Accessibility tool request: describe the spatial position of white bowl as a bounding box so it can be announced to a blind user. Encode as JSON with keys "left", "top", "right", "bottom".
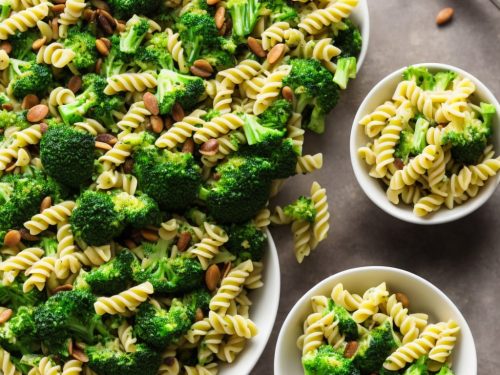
{"left": 350, "top": 63, "right": 500, "bottom": 224}
{"left": 352, "top": 0, "right": 370, "bottom": 72}
{"left": 275, "top": 266, "right": 476, "bottom": 375}
{"left": 219, "top": 229, "right": 280, "bottom": 374}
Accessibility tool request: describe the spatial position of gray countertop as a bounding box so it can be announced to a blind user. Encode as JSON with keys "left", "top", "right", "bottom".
{"left": 254, "top": 1, "right": 500, "bottom": 373}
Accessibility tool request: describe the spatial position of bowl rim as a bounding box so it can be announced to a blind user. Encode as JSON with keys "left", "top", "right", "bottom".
{"left": 219, "top": 228, "right": 280, "bottom": 374}
{"left": 274, "top": 265, "right": 477, "bottom": 375}
{"left": 349, "top": 62, "right": 500, "bottom": 225}
{"left": 354, "top": 0, "right": 370, "bottom": 72}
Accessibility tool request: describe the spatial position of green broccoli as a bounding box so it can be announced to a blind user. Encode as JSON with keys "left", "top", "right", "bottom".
{"left": 0, "top": 172, "right": 61, "bottom": 244}
{"left": 85, "top": 250, "right": 134, "bottom": 295}
{"left": 282, "top": 59, "right": 340, "bottom": 134}
{"left": 227, "top": 0, "right": 261, "bottom": 42}
{"left": 436, "top": 364, "right": 455, "bottom": 375}
{"left": 352, "top": 318, "right": 400, "bottom": 374}
{"left": 135, "top": 45, "right": 174, "bottom": 72}
{"left": 58, "top": 74, "right": 124, "bottom": 126}
{"left": 111, "top": 191, "right": 161, "bottom": 228}
{"left": 0, "top": 279, "right": 44, "bottom": 310}
{"left": 258, "top": 98, "right": 293, "bottom": 130}
{"left": 201, "top": 49, "right": 235, "bottom": 72}
{"left": 102, "top": 35, "right": 132, "bottom": 77}
{"left": 242, "top": 113, "right": 285, "bottom": 147}
{"left": 107, "top": 0, "right": 160, "bottom": 19}
{"left": 334, "top": 19, "right": 362, "bottom": 58}
{"left": 0, "top": 109, "right": 29, "bottom": 130}
{"left": 0, "top": 1, "right": 10, "bottom": 21}
{"left": 333, "top": 56, "right": 357, "bottom": 90}
{"left": 8, "top": 30, "right": 38, "bottom": 60}
{"left": 402, "top": 67, "right": 456, "bottom": 92}
{"left": 40, "top": 125, "right": 95, "bottom": 189}
{"left": 134, "top": 290, "right": 210, "bottom": 349}
{"left": 86, "top": 340, "right": 161, "bottom": 375}
{"left": 262, "top": 0, "right": 298, "bottom": 24}
{"left": 64, "top": 26, "right": 98, "bottom": 70}
{"left": 0, "top": 306, "right": 38, "bottom": 355}
{"left": 395, "top": 116, "right": 430, "bottom": 163}
{"left": 198, "top": 154, "right": 272, "bottom": 223}
{"left": 403, "top": 356, "right": 428, "bottom": 375}
{"left": 302, "top": 345, "right": 360, "bottom": 375}
{"left": 70, "top": 190, "right": 124, "bottom": 246}
{"left": 155, "top": 68, "right": 205, "bottom": 114}
{"left": 328, "top": 300, "right": 358, "bottom": 341}
{"left": 132, "top": 239, "right": 204, "bottom": 293}
{"left": 133, "top": 147, "right": 202, "bottom": 211}
{"left": 8, "top": 59, "right": 52, "bottom": 99}
{"left": 225, "top": 223, "right": 267, "bottom": 261}
{"left": 284, "top": 196, "right": 316, "bottom": 223}
{"left": 120, "top": 15, "right": 150, "bottom": 54}
{"left": 442, "top": 102, "right": 495, "bottom": 165}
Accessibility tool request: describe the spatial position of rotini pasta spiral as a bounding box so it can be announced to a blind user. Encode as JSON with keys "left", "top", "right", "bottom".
{"left": 0, "top": 3, "right": 50, "bottom": 40}
{"left": 73, "top": 244, "right": 112, "bottom": 267}
{"left": 0, "top": 247, "right": 44, "bottom": 279}
{"left": 55, "top": 222, "right": 78, "bottom": 279}
{"left": 155, "top": 109, "right": 206, "bottom": 149}
{"left": 96, "top": 170, "right": 138, "bottom": 195}
{"left": 386, "top": 294, "right": 428, "bottom": 344}
{"left": 270, "top": 206, "right": 293, "bottom": 225}
{"left": 413, "top": 193, "right": 446, "bottom": 217}
{"left": 94, "top": 281, "right": 154, "bottom": 315}
{"left": 352, "top": 282, "right": 389, "bottom": 323}
{"left": 291, "top": 38, "right": 340, "bottom": 72}
{"left": 291, "top": 219, "right": 312, "bottom": 264}
{"left": 24, "top": 201, "right": 76, "bottom": 235}
{"left": 359, "top": 101, "right": 398, "bottom": 138}
{"left": 296, "top": 153, "right": 323, "bottom": 174}
{"left": 104, "top": 72, "right": 158, "bottom": 95}
{"left": 98, "top": 142, "right": 132, "bottom": 168}
{"left": 183, "top": 363, "right": 218, "bottom": 375}
{"left": 36, "top": 42, "right": 76, "bottom": 68}
{"left": 28, "top": 356, "right": 61, "bottom": 375}
{"left": 59, "top": 0, "right": 86, "bottom": 26}
{"left": 253, "top": 65, "right": 291, "bottom": 115}
{"left": 298, "top": 0, "right": 359, "bottom": 35}
{"left": 428, "top": 319, "right": 460, "bottom": 363}
{"left": 216, "top": 335, "right": 246, "bottom": 363}
{"left": 189, "top": 222, "right": 228, "bottom": 269}
{"left": 116, "top": 101, "right": 151, "bottom": 131}
{"left": 0, "top": 347, "right": 20, "bottom": 375}
{"left": 12, "top": 124, "right": 43, "bottom": 148}
{"left": 330, "top": 284, "right": 363, "bottom": 312}
{"left": 118, "top": 321, "right": 137, "bottom": 352}
{"left": 74, "top": 118, "right": 106, "bottom": 135}
{"left": 393, "top": 80, "right": 435, "bottom": 121}
{"left": 165, "top": 28, "right": 188, "bottom": 73}
{"left": 252, "top": 208, "right": 270, "bottom": 228}
{"left": 193, "top": 113, "right": 244, "bottom": 144}
{"left": 48, "top": 87, "right": 75, "bottom": 116}
{"left": 298, "top": 311, "right": 334, "bottom": 354}
{"left": 389, "top": 145, "right": 438, "bottom": 190}
{"left": 11, "top": 0, "right": 49, "bottom": 11}
{"left": 310, "top": 181, "right": 330, "bottom": 243}
{"left": 208, "top": 311, "right": 258, "bottom": 339}
{"left": 23, "top": 255, "right": 56, "bottom": 292}
{"left": 61, "top": 360, "right": 83, "bottom": 375}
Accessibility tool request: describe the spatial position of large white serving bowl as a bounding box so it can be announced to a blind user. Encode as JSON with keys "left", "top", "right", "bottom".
{"left": 219, "top": 229, "right": 280, "bottom": 374}
{"left": 350, "top": 63, "right": 500, "bottom": 224}
{"left": 353, "top": 0, "right": 370, "bottom": 72}
{"left": 275, "top": 266, "right": 476, "bottom": 375}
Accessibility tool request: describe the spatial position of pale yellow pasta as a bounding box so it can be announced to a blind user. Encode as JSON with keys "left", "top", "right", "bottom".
{"left": 310, "top": 181, "right": 330, "bottom": 243}
{"left": 386, "top": 294, "right": 428, "bottom": 344}
{"left": 298, "top": 311, "right": 334, "bottom": 354}
{"left": 59, "top": 0, "right": 86, "bottom": 26}
{"left": 193, "top": 113, "right": 244, "bottom": 144}
{"left": 359, "top": 101, "right": 398, "bottom": 138}
{"left": 37, "top": 42, "right": 76, "bottom": 68}
{"left": 261, "top": 22, "right": 304, "bottom": 50}
{"left": 208, "top": 310, "right": 258, "bottom": 339}
{"left": 296, "top": 153, "right": 323, "bottom": 174}
{"left": 185, "top": 318, "right": 212, "bottom": 344}
{"left": 23, "top": 255, "right": 56, "bottom": 292}
{"left": 116, "top": 101, "right": 151, "bottom": 131}
{"left": 36, "top": 19, "right": 53, "bottom": 41}
{"left": 0, "top": 347, "right": 20, "bottom": 375}
{"left": 209, "top": 260, "right": 253, "bottom": 313}
{"left": 298, "top": 0, "right": 358, "bottom": 35}
{"left": 252, "top": 208, "right": 270, "bottom": 228}
{"left": 0, "top": 3, "right": 50, "bottom": 40}
{"left": 104, "top": 72, "right": 157, "bottom": 95}
{"left": 158, "top": 218, "right": 179, "bottom": 241}
{"left": 98, "top": 142, "right": 132, "bottom": 168}
{"left": 352, "top": 282, "right": 389, "bottom": 323}
{"left": 323, "top": 317, "right": 345, "bottom": 348}
{"left": 12, "top": 124, "right": 43, "bottom": 148}
{"left": 183, "top": 363, "right": 218, "bottom": 375}
{"left": 216, "top": 335, "right": 246, "bottom": 363}
{"left": 94, "top": 281, "right": 154, "bottom": 315}
{"left": 61, "top": 360, "right": 83, "bottom": 375}
{"left": 428, "top": 319, "right": 460, "bottom": 363}
{"left": 216, "top": 60, "right": 262, "bottom": 85}
{"left": 74, "top": 118, "right": 106, "bottom": 135}
{"left": 165, "top": 28, "right": 188, "bottom": 73}
{"left": 28, "top": 356, "right": 61, "bottom": 375}
{"left": 48, "top": 87, "right": 76, "bottom": 116}
{"left": 270, "top": 206, "right": 293, "bottom": 225}
{"left": 389, "top": 145, "right": 438, "bottom": 190}
{"left": 12, "top": 0, "right": 49, "bottom": 11}
{"left": 469, "top": 157, "right": 500, "bottom": 186}
{"left": 413, "top": 193, "right": 446, "bottom": 217}
{"left": 189, "top": 222, "right": 228, "bottom": 269}
{"left": 358, "top": 144, "right": 376, "bottom": 166}
{"left": 291, "top": 219, "right": 312, "bottom": 264}
{"left": 440, "top": 78, "right": 475, "bottom": 123}
{"left": 393, "top": 80, "right": 435, "bottom": 121}
{"left": 118, "top": 321, "right": 137, "bottom": 352}
{"left": 253, "top": 65, "right": 291, "bottom": 115}
{"left": 96, "top": 170, "right": 138, "bottom": 195}
{"left": 24, "top": 201, "right": 76, "bottom": 235}
{"left": 158, "top": 349, "right": 180, "bottom": 375}
{"left": 54, "top": 222, "right": 78, "bottom": 279}
{"left": 291, "top": 38, "right": 341, "bottom": 72}
{"left": 244, "top": 261, "right": 264, "bottom": 289}
{"left": 73, "top": 244, "right": 112, "bottom": 267}
{"left": 155, "top": 109, "right": 206, "bottom": 149}
{"left": 0, "top": 49, "right": 9, "bottom": 70}
{"left": 0, "top": 247, "right": 44, "bottom": 281}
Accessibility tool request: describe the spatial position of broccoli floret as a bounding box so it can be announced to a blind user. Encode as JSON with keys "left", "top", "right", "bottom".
{"left": 107, "top": 0, "right": 160, "bottom": 19}
{"left": 70, "top": 190, "right": 124, "bottom": 246}
{"left": 111, "top": 191, "right": 161, "bottom": 228}
{"left": 0, "top": 172, "right": 61, "bottom": 243}
{"left": 333, "top": 56, "right": 357, "bottom": 90}
{"left": 86, "top": 340, "right": 161, "bottom": 375}
{"left": 267, "top": 138, "right": 300, "bottom": 178}
{"left": 9, "top": 30, "right": 38, "bottom": 60}
{"left": 120, "top": 15, "right": 149, "bottom": 54}
{"left": 327, "top": 300, "right": 358, "bottom": 341}
{"left": 201, "top": 49, "right": 235, "bottom": 72}
{"left": 64, "top": 26, "right": 98, "bottom": 70}
{"left": 134, "top": 290, "right": 210, "bottom": 349}
{"left": 402, "top": 67, "right": 457, "bottom": 92}
{"left": 135, "top": 46, "right": 174, "bottom": 72}
{"left": 34, "top": 289, "right": 109, "bottom": 349}
{"left": 177, "top": 12, "right": 220, "bottom": 65}
{"left": 85, "top": 250, "right": 134, "bottom": 295}
{"left": 284, "top": 196, "right": 316, "bottom": 223}
{"left": 227, "top": 0, "right": 261, "bottom": 42}
{"left": 9, "top": 59, "right": 52, "bottom": 99}
{"left": 262, "top": 0, "right": 298, "bottom": 24}
{"left": 302, "top": 345, "right": 360, "bottom": 375}
{"left": 155, "top": 68, "right": 204, "bottom": 115}
{"left": 0, "top": 279, "right": 44, "bottom": 310}
{"left": 282, "top": 59, "right": 339, "bottom": 134}
{"left": 258, "top": 98, "right": 293, "bottom": 130}
{"left": 403, "top": 356, "right": 428, "bottom": 375}
{"left": 394, "top": 116, "right": 430, "bottom": 163}
{"left": 442, "top": 103, "right": 495, "bottom": 165}
{"left": 132, "top": 240, "right": 204, "bottom": 293}
{"left": 433, "top": 71, "right": 457, "bottom": 91}
{"left": 0, "top": 109, "right": 29, "bottom": 129}
{"left": 225, "top": 223, "right": 267, "bottom": 261}
{"left": 133, "top": 147, "right": 202, "bottom": 211}
{"left": 198, "top": 155, "right": 272, "bottom": 223}
{"left": 102, "top": 35, "right": 132, "bottom": 77}
{"left": 59, "top": 74, "right": 119, "bottom": 125}
{"left": 40, "top": 125, "right": 95, "bottom": 189}
{"left": 334, "top": 19, "right": 362, "bottom": 58}
{"left": 0, "top": 1, "right": 10, "bottom": 22}
{"left": 242, "top": 113, "right": 285, "bottom": 146}
{"left": 0, "top": 306, "right": 38, "bottom": 355}
{"left": 436, "top": 364, "right": 455, "bottom": 375}
{"left": 353, "top": 318, "right": 400, "bottom": 374}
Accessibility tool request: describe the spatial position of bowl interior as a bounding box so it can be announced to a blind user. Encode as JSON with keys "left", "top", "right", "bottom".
{"left": 219, "top": 229, "right": 280, "bottom": 374}
{"left": 350, "top": 63, "right": 500, "bottom": 224}
{"left": 350, "top": 0, "right": 370, "bottom": 72}
{"left": 274, "top": 267, "right": 476, "bottom": 375}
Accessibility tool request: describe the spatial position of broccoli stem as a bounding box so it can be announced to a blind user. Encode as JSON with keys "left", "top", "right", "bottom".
{"left": 0, "top": 2, "right": 10, "bottom": 21}
{"left": 198, "top": 186, "right": 209, "bottom": 201}
{"left": 228, "top": 0, "right": 261, "bottom": 39}
{"left": 333, "top": 57, "right": 357, "bottom": 90}
{"left": 412, "top": 117, "right": 430, "bottom": 152}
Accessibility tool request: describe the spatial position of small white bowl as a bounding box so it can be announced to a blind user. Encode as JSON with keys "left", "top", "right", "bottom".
{"left": 219, "top": 229, "right": 280, "bottom": 374}
{"left": 350, "top": 63, "right": 500, "bottom": 224}
{"left": 351, "top": 0, "right": 370, "bottom": 72}
{"left": 275, "top": 266, "right": 476, "bottom": 375}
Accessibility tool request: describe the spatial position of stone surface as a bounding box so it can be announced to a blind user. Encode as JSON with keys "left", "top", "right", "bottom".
{"left": 255, "top": 1, "right": 500, "bottom": 373}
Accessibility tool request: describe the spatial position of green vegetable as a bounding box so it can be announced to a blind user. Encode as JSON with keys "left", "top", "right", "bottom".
{"left": 284, "top": 196, "right": 316, "bottom": 223}
{"left": 302, "top": 345, "right": 360, "bottom": 375}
